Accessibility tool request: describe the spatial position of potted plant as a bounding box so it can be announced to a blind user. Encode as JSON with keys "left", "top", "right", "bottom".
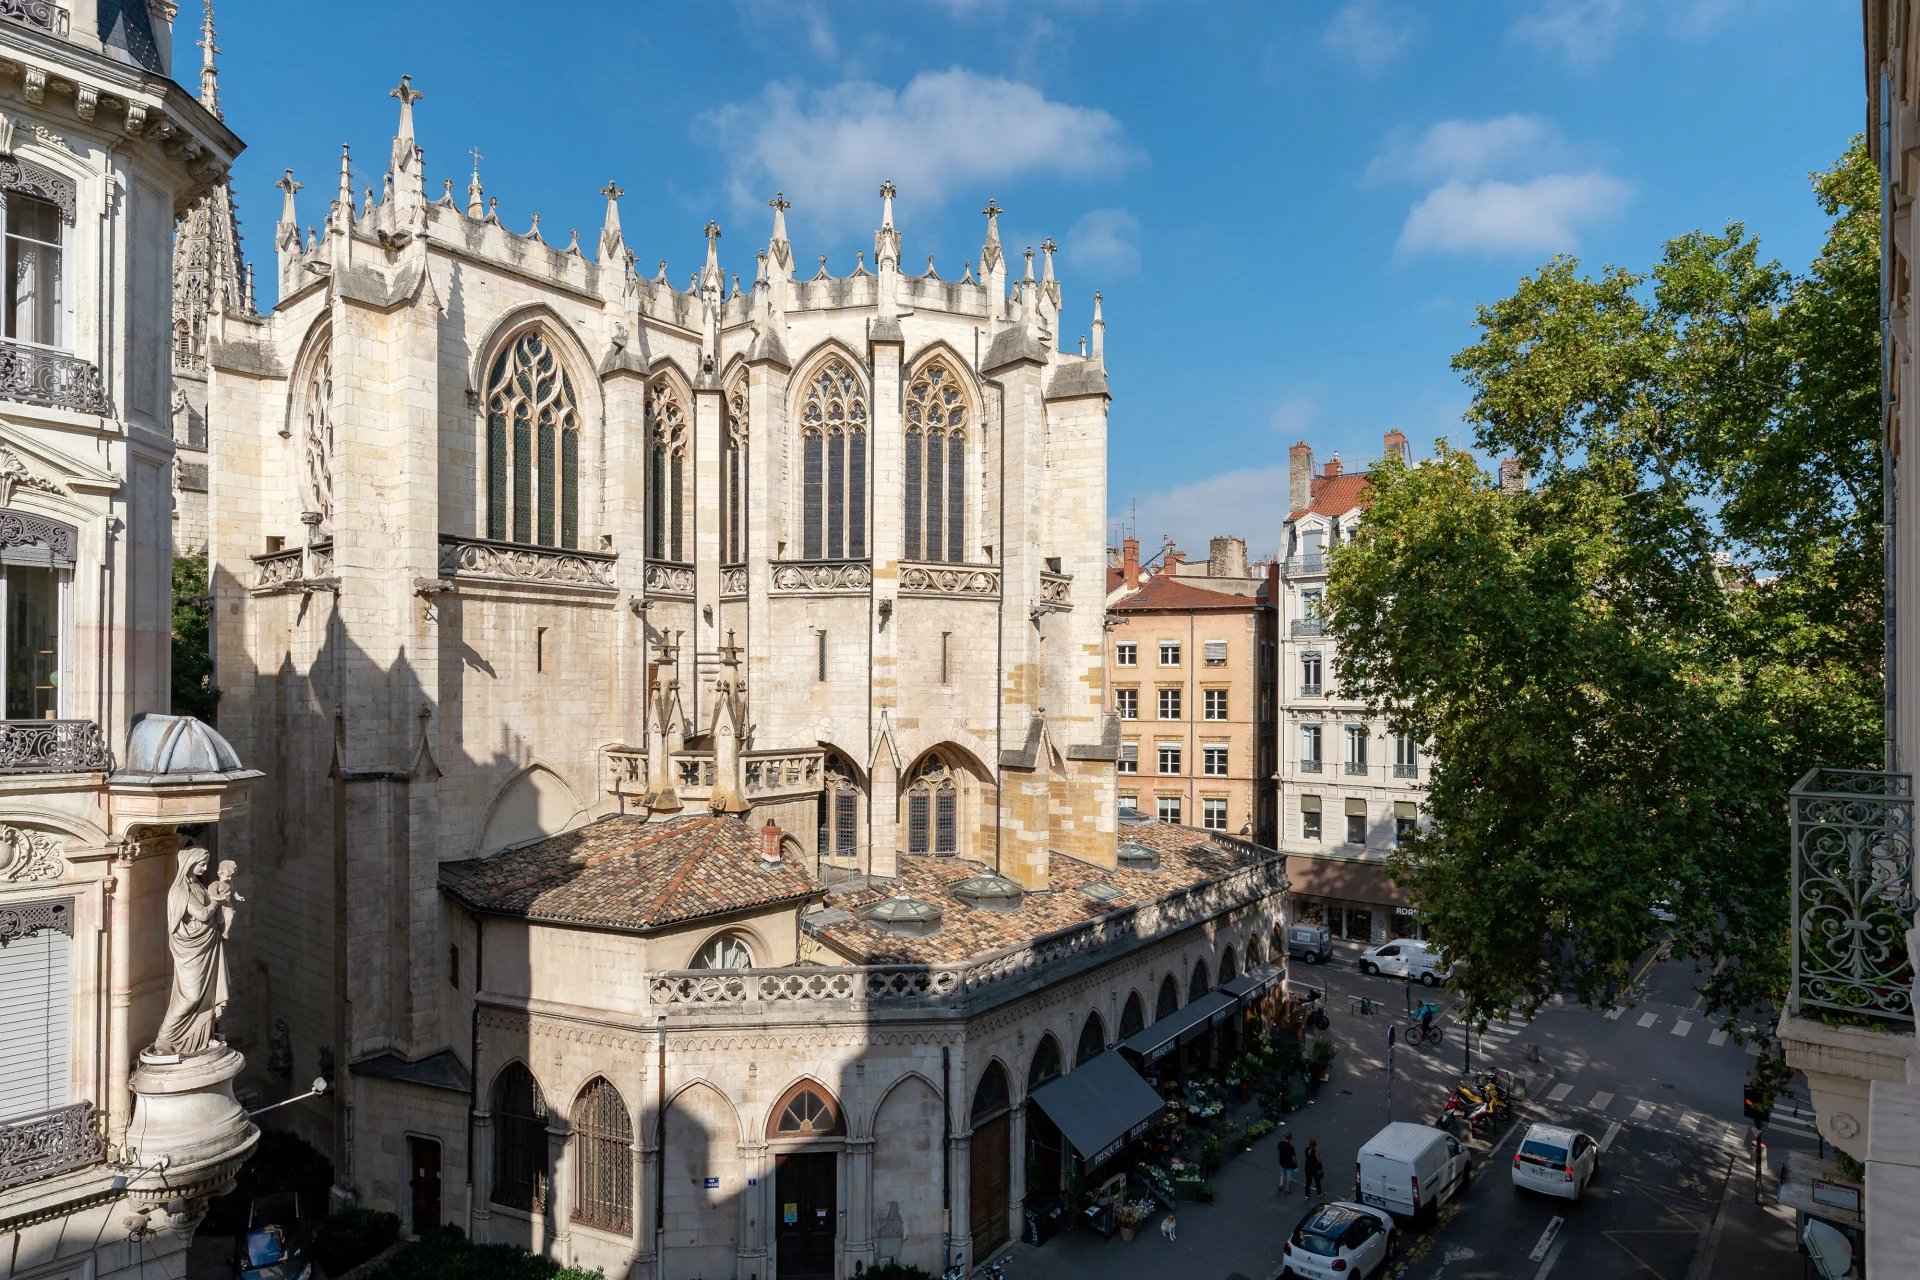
{"left": 1199, "top": 1133, "right": 1224, "bottom": 1174}
{"left": 1307, "top": 1036, "right": 1337, "bottom": 1083}
{"left": 1115, "top": 1200, "right": 1149, "bottom": 1242}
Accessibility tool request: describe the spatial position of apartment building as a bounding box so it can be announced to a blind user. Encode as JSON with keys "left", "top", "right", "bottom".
{"left": 1273, "top": 434, "right": 1431, "bottom": 944}
{"left": 1109, "top": 534, "right": 1277, "bottom": 845}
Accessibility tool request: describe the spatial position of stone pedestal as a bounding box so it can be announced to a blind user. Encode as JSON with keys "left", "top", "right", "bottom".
{"left": 125, "top": 1044, "right": 260, "bottom": 1213}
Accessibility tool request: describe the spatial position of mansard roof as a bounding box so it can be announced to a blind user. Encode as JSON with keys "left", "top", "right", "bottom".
{"left": 807, "top": 822, "right": 1278, "bottom": 965}
{"left": 440, "top": 814, "right": 819, "bottom": 933}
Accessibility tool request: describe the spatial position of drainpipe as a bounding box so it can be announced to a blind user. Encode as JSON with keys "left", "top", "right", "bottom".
{"left": 941, "top": 1045, "right": 953, "bottom": 1272}
{"left": 466, "top": 917, "right": 483, "bottom": 1235}
{"left": 654, "top": 1014, "right": 668, "bottom": 1261}
{"left": 1881, "top": 68, "right": 1899, "bottom": 774}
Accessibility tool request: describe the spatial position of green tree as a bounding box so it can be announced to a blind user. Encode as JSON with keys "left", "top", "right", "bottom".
{"left": 171, "top": 552, "right": 217, "bottom": 723}
{"left": 1325, "top": 139, "right": 1882, "bottom": 1023}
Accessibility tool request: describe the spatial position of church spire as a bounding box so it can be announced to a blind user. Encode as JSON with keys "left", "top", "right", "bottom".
{"left": 701, "top": 219, "right": 723, "bottom": 293}
{"left": 197, "top": 0, "right": 221, "bottom": 118}
{"left": 1091, "top": 290, "right": 1105, "bottom": 367}
{"left": 599, "top": 181, "right": 625, "bottom": 263}
{"left": 767, "top": 191, "right": 791, "bottom": 266}
{"left": 874, "top": 180, "right": 900, "bottom": 269}
{"left": 466, "top": 148, "right": 484, "bottom": 219}
{"left": 980, "top": 197, "right": 1006, "bottom": 321}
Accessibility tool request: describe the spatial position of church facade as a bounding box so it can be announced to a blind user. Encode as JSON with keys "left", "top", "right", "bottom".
{"left": 208, "top": 81, "right": 1289, "bottom": 1279}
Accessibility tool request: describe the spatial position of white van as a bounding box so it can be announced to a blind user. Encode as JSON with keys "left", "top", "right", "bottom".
{"left": 1358, "top": 939, "right": 1453, "bottom": 986}
{"left": 1354, "top": 1122, "right": 1471, "bottom": 1224}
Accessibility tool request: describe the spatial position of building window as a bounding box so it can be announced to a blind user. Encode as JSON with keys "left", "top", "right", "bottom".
{"left": 816, "top": 630, "right": 827, "bottom": 682}
{"left": 646, "top": 374, "right": 688, "bottom": 559}
{"left": 1345, "top": 725, "right": 1368, "bottom": 775}
{"left": 1396, "top": 813, "right": 1416, "bottom": 845}
{"left": 1203, "top": 745, "right": 1228, "bottom": 776}
{"left": 1115, "top": 687, "right": 1138, "bottom": 720}
{"left": 819, "top": 756, "right": 861, "bottom": 860}
{"left": 773, "top": 1082, "right": 845, "bottom": 1137}
{"left": 1159, "top": 641, "right": 1181, "bottom": 666}
{"left": 571, "top": 1077, "right": 633, "bottom": 1235}
{"left": 691, "top": 931, "right": 754, "bottom": 969}
{"left": 800, "top": 358, "right": 868, "bottom": 560}
{"left": 2, "top": 564, "right": 66, "bottom": 719}
{"left": 1158, "top": 688, "right": 1181, "bottom": 719}
{"left": 1203, "top": 688, "right": 1228, "bottom": 720}
{"left": 1301, "top": 588, "right": 1323, "bottom": 618}
{"left": 0, "top": 896, "right": 72, "bottom": 1118}
{"left": 3, "top": 190, "right": 65, "bottom": 348}
{"left": 1118, "top": 742, "right": 1138, "bottom": 774}
{"left": 300, "top": 336, "right": 335, "bottom": 529}
{"left": 905, "top": 755, "right": 959, "bottom": 855}
{"left": 1118, "top": 792, "right": 1137, "bottom": 812}
{"left": 1394, "top": 732, "right": 1419, "bottom": 778}
{"left": 1157, "top": 743, "right": 1181, "bottom": 774}
{"left": 1116, "top": 641, "right": 1137, "bottom": 667}
{"left": 491, "top": 1063, "right": 551, "bottom": 1213}
{"left": 1156, "top": 796, "right": 1182, "bottom": 823}
{"left": 1299, "top": 723, "right": 1322, "bottom": 772}
{"left": 1203, "top": 640, "right": 1227, "bottom": 666}
{"left": 723, "top": 377, "right": 749, "bottom": 563}
{"left": 904, "top": 359, "right": 968, "bottom": 562}
{"left": 484, "top": 331, "right": 581, "bottom": 548}
{"left": 1300, "top": 651, "right": 1322, "bottom": 696}
{"left": 1346, "top": 806, "right": 1367, "bottom": 845}
{"left": 1302, "top": 806, "right": 1322, "bottom": 841}
{"left": 1202, "top": 797, "right": 1228, "bottom": 830}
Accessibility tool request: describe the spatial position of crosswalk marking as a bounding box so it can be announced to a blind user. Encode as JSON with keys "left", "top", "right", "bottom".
{"left": 1599, "top": 1120, "right": 1622, "bottom": 1152}
{"left": 1630, "top": 1100, "right": 1655, "bottom": 1122}
{"left": 1547, "top": 1082, "right": 1573, "bottom": 1103}
{"left": 1636, "top": 1012, "right": 1658, "bottom": 1029}
{"left": 1590, "top": 1090, "right": 1614, "bottom": 1110}
{"left": 1672, "top": 1019, "right": 1692, "bottom": 1037}
{"left": 1708, "top": 1028, "right": 1728, "bottom": 1047}
{"left": 1603, "top": 1007, "right": 1624, "bottom": 1021}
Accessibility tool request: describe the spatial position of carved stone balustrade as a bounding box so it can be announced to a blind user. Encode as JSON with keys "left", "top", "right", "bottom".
{"left": 1038, "top": 569, "right": 1073, "bottom": 611}
{"left": 742, "top": 748, "right": 825, "bottom": 801}
{"left": 899, "top": 561, "right": 1000, "bottom": 600}
{"left": 601, "top": 744, "right": 647, "bottom": 799}
{"left": 0, "top": 1103, "right": 104, "bottom": 1192}
{"left": 1790, "top": 767, "right": 1915, "bottom": 1026}
{"left": 670, "top": 752, "right": 715, "bottom": 804}
{"left": 644, "top": 560, "right": 694, "bottom": 598}
{"left": 438, "top": 535, "right": 617, "bottom": 593}
{"left": 250, "top": 542, "right": 337, "bottom": 595}
{"left": 770, "top": 559, "right": 872, "bottom": 596}
{"left": 0, "top": 719, "right": 113, "bottom": 773}
{"left": 0, "top": 339, "right": 112, "bottom": 417}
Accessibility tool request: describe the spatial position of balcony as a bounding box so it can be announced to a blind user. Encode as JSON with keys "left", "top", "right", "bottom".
{"left": 1291, "top": 619, "right": 1325, "bottom": 638}
{"left": 439, "top": 535, "right": 618, "bottom": 593}
{"left": 0, "top": 719, "right": 113, "bottom": 773}
{"left": 1300, "top": 759, "right": 1322, "bottom": 774}
{"left": 1394, "top": 763, "right": 1418, "bottom": 779}
{"left": 0, "top": 2, "right": 69, "bottom": 38}
{"left": 1289, "top": 553, "right": 1327, "bottom": 576}
{"left": 0, "top": 340, "right": 113, "bottom": 417}
{"left": 1300, "top": 685, "right": 1322, "bottom": 698}
{"left": 1777, "top": 767, "right": 1917, "bottom": 1161}
{"left": 0, "top": 1103, "right": 105, "bottom": 1192}
{"left": 1345, "top": 762, "right": 1368, "bottom": 777}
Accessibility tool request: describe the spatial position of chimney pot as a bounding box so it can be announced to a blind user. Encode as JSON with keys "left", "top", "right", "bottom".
{"left": 1325, "top": 453, "right": 1343, "bottom": 479}
{"left": 759, "top": 820, "right": 783, "bottom": 866}
{"left": 1288, "top": 441, "right": 1314, "bottom": 513}
{"left": 1121, "top": 535, "right": 1141, "bottom": 586}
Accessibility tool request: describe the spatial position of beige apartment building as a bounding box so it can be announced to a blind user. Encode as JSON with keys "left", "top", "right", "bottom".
{"left": 1108, "top": 535, "right": 1277, "bottom": 845}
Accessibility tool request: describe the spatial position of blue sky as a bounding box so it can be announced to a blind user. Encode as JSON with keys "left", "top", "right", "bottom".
{"left": 205, "top": 0, "right": 1857, "bottom": 560}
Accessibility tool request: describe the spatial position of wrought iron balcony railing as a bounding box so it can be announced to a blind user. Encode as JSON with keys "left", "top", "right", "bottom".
{"left": 0, "top": 719, "right": 113, "bottom": 773}
{"left": 1394, "top": 763, "right": 1419, "bottom": 779}
{"left": 1291, "top": 619, "right": 1325, "bottom": 638}
{"left": 1289, "top": 553, "right": 1327, "bottom": 576}
{"left": 1789, "top": 767, "right": 1915, "bottom": 1026}
{"left": 1345, "top": 761, "right": 1369, "bottom": 777}
{"left": 1300, "top": 684, "right": 1322, "bottom": 698}
{"left": 0, "top": 340, "right": 112, "bottom": 417}
{"left": 0, "top": 1102, "right": 104, "bottom": 1192}
{"left": 1300, "top": 759, "right": 1322, "bottom": 773}
{"left": 0, "top": 1, "right": 68, "bottom": 37}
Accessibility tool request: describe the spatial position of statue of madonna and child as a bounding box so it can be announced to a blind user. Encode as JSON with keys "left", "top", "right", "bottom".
{"left": 150, "top": 846, "right": 244, "bottom": 1059}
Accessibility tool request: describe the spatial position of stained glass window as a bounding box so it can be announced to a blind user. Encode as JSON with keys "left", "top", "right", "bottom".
{"left": 646, "top": 375, "right": 689, "bottom": 561}
{"left": 484, "top": 330, "right": 580, "bottom": 547}
{"left": 904, "top": 430, "right": 922, "bottom": 561}
{"left": 799, "top": 359, "right": 868, "bottom": 560}
{"left": 905, "top": 360, "right": 969, "bottom": 563}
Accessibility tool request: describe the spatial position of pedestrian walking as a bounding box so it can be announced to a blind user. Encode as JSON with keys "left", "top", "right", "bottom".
{"left": 1277, "top": 1132, "right": 1298, "bottom": 1193}
{"left": 1303, "top": 1138, "right": 1325, "bottom": 1198}
{"left": 1160, "top": 1210, "right": 1178, "bottom": 1242}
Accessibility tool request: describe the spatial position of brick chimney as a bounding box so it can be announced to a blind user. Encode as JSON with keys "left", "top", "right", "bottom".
{"left": 1383, "top": 429, "right": 1409, "bottom": 464}
{"left": 1122, "top": 535, "right": 1141, "bottom": 586}
{"left": 1288, "top": 441, "right": 1314, "bottom": 512}
{"left": 1208, "top": 535, "right": 1249, "bottom": 580}
{"left": 759, "top": 819, "right": 784, "bottom": 867}
{"left": 1498, "top": 457, "right": 1527, "bottom": 493}
{"left": 1324, "top": 453, "right": 1343, "bottom": 479}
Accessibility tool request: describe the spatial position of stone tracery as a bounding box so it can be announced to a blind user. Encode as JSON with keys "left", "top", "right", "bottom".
{"left": 647, "top": 373, "right": 689, "bottom": 561}
{"left": 798, "top": 356, "right": 867, "bottom": 560}
{"left": 484, "top": 329, "right": 580, "bottom": 548}
{"left": 904, "top": 358, "right": 968, "bottom": 563}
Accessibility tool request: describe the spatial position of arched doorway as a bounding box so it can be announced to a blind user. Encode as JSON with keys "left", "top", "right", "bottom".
{"left": 969, "top": 1062, "right": 1012, "bottom": 1260}
{"left": 1075, "top": 1012, "right": 1105, "bottom": 1067}
{"left": 768, "top": 1079, "right": 846, "bottom": 1280}
{"left": 1024, "top": 1038, "right": 1064, "bottom": 1210}
{"left": 1119, "top": 991, "right": 1146, "bottom": 1040}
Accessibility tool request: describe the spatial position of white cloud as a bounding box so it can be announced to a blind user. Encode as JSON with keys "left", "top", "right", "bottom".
{"left": 1323, "top": 1, "right": 1415, "bottom": 71}
{"left": 1511, "top": 0, "right": 1636, "bottom": 66}
{"left": 1116, "top": 466, "right": 1290, "bottom": 563}
{"left": 1397, "top": 173, "right": 1632, "bottom": 257}
{"left": 701, "top": 69, "right": 1139, "bottom": 234}
{"left": 1365, "top": 114, "right": 1560, "bottom": 186}
{"left": 1063, "top": 208, "right": 1140, "bottom": 277}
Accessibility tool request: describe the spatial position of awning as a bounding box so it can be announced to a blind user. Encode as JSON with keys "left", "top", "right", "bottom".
{"left": 1028, "top": 1052, "right": 1165, "bottom": 1166}
{"left": 1119, "top": 990, "right": 1238, "bottom": 1062}
{"left": 1221, "top": 964, "right": 1282, "bottom": 1003}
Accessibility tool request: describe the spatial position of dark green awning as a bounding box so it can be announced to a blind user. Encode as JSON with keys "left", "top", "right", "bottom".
{"left": 1028, "top": 1052, "right": 1165, "bottom": 1165}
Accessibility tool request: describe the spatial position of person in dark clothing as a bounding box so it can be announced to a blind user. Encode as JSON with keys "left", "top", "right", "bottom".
{"left": 1303, "top": 1138, "right": 1325, "bottom": 1197}
{"left": 1277, "top": 1132, "right": 1298, "bottom": 1193}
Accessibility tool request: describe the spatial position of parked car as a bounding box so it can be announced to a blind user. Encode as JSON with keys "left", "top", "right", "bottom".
{"left": 1511, "top": 1123, "right": 1599, "bottom": 1200}
{"left": 236, "top": 1193, "right": 317, "bottom": 1280}
{"left": 1287, "top": 923, "right": 1332, "bottom": 964}
{"left": 1282, "top": 1200, "right": 1397, "bottom": 1279}
{"left": 1354, "top": 1121, "right": 1471, "bottom": 1225}
{"left": 1358, "top": 939, "right": 1452, "bottom": 986}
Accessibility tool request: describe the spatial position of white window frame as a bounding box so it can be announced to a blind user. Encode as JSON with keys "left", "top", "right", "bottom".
{"left": 1201, "top": 797, "right": 1228, "bottom": 831}
{"left": 1300, "top": 723, "right": 1322, "bottom": 766}
{"left": 1157, "top": 742, "right": 1181, "bottom": 774}
{"left": 1345, "top": 725, "right": 1369, "bottom": 769}
{"left": 1158, "top": 640, "right": 1181, "bottom": 666}
{"left": 1116, "top": 641, "right": 1137, "bottom": 667}
{"left": 0, "top": 178, "right": 74, "bottom": 352}
{"left": 1301, "top": 651, "right": 1322, "bottom": 694}
{"left": 1203, "top": 688, "right": 1228, "bottom": 720}
{"left": 1118, "top": 742, "right": 1138, "bottom": 774}
{"left": 1202, "top": 744, "right": 1229, "bottom": 777}
{"left": 0, "top": 565, "right": 72, "bottom": 720}
{"left": 1115, "top": 687, "right": 1138, "bottom": 720}
{"left": 1346, "top": 810, "right": 1367, "bottom": 845}
{"left": 1156, "top": 795, "right": 1182, "bottom": 823}
{"left": 1158, "top": 687, "right": 1181, "bottom": 720}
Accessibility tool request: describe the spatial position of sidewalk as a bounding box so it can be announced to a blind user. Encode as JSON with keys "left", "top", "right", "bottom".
{"left": 1689, "top": 1142, "right": 1803, "bottom": 1280}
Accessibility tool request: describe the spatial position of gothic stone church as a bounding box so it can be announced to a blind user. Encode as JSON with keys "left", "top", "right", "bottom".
{"left": 206, "top": 82, "right": 1288, "bottom": 1279}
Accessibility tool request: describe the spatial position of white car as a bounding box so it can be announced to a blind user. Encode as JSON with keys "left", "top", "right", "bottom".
{"left": 1511, "top": 1123, "right": 1599, "bottom": 1200}
{"left": 1283, "top": 1200, "right": 1397, "bottom": 1279}
{"left": 1357, "top": 939, "right": 1453, "bottom": 986}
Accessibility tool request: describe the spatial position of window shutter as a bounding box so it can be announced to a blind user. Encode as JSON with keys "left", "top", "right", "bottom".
{"left": 1119, "top": 743, "right": 1138, "bottom": 764}
{"left": 1345, "top": 797, "right": 1368, "bottom": 816}
{"left": 1298, "top": 794, "right": 1321, "bottom": 812}
{"left": 1204, "top": 640, "right": 1227, "bottom": 663}
{"left": 0, "top": 904, "right": 71, "bottom": 1119}
{"left": 1395, "top": 801, "right": 1418, "bottom": 820}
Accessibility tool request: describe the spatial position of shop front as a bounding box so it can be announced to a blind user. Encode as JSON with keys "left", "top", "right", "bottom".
{"left": 1026, "top": 1051, "right": 1167, "bottom": 1242}
{"left": 1284, "top": 851, "right": 1410, "bottom": 945}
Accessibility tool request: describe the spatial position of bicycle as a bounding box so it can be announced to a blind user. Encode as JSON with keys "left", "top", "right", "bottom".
{"left": 1407, "top": 1000, "right": 1444, "bottom": 1045}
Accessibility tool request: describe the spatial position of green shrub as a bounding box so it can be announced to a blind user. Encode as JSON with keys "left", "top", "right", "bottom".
{"left": 311, "top": 1206, "right": 402, "bottom": 1275}
{"left": 364, "top": 1228, "right": 603, "bottom": 1280}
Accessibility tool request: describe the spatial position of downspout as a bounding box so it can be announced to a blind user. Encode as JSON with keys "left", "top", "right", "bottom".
{"left": 1189, "top": 611, "right": 1196, "bottom": 825}
{"left": 654, "top": 1015, "right": 668, "bottom": 1262}
{"left": 466, "top": 916, "right": 483, "bottom": 1236}
{"left": 1882, "top": 68, "right": 1899, "bottom": 774}
{"left": 941, "top": 1045, "right": 953, "bottom": 1272}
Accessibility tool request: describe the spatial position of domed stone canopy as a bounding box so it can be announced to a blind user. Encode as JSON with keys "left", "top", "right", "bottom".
{"left": 117, "top": 714, "right": 246, "bottom": 780}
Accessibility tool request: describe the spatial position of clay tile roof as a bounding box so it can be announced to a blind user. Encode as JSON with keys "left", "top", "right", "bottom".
{"left": 1288, "top": 471, "right": 1374, "bottom": 522}
{"left": 439, "top": 814, "right": 819, "bottom": 932}
{"left": 1109, "top": 573, "right": 1256, "bottom": 612}
{"left": 808, "top": 824, "right": 1279, "bottom": 965}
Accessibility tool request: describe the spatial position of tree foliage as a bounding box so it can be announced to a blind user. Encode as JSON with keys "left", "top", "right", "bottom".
{"left": 171, "top": 552, "right": 218, "bottom": 723}
{"left": 1325, "top": 139, "right": 1882, "bottom": 1024}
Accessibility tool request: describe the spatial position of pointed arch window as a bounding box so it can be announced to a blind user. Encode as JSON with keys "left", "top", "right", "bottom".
{"left": 904, "top": 360, "right": 967, "bottom": 562}
{"left": 690, "top": 930, "right": 754, "bottom": 970}
{"left": 723, "top": 377, "right": 749, "bottom": 564}
{"left": 799, "top": 358, "right": 867, "bottom": 560}
{"left": 647, "top": 375, "right": 689, "bottom": 561}
{"left": 1119, "top": 991, "right": 1146, "bottom": 1039}
{"left": 490, "top": 1062, "right": 550, "bottom": 1213}
{"left": 484, "top": 331, "right": 580, "bottom": 548}
{"left": 770, "top": 1081, "right": 845, "bottom": 1138}
{"left": 819, "top": 758, "right": 861, "bottom": 861}
{"left": 570, "top": 1077, "right": 632, "bottom": 1234}
{"left": 905, "top": 754, "right": 959, "bottom": 857}
{"left": 1076, "top": 1011, "right": 1106, "bottom": 1066}
{"left": 301, "top": 336, "right": 334, "bottom": 528}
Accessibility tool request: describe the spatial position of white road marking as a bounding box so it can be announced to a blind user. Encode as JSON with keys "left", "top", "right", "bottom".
{"left": 1603, "top": 1006, "right": 1624, "bottom": 1021}
{"left": 1590, "top": 1090, "right": 1615, "bottom": 1110}
{"left": 1636, "top": 1012, "right": 1658, "bottom": 1029}
{"left": 1672, "top": 1019, "right": 1693, "bottom": 1037}
{"left": 1528, "top": 1216, "right": 1566, "bottom": 1264}
{"left": 1533, "top": 1235, "right": 1569, "bottom": 1280}
{"left": 1708, "top": 1028, "right": 1729, "bottom": 1047}
{"left": 1630, "top": 1100, "right": 1655, "bottom": 1123}
{"left": 1547, "top": 1082, "right": 1573, "bottom": 1103}
{"left": 1600, "top": 1119, "right": 1623, "bottom": 1152}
